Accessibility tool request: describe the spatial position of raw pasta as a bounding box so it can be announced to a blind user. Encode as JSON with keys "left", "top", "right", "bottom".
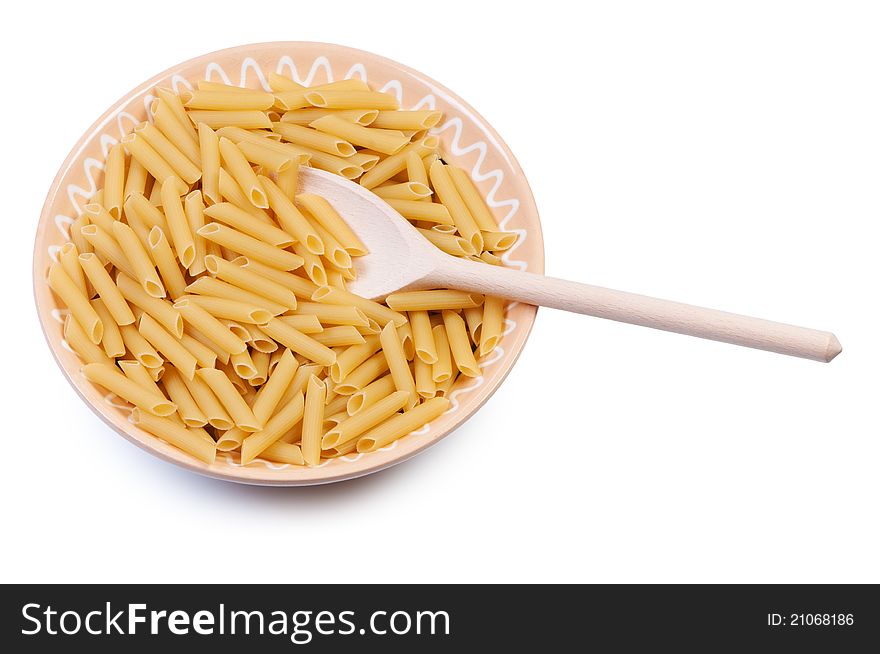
{"left": 47, "top": 73, "right": 511, "bottom": 468}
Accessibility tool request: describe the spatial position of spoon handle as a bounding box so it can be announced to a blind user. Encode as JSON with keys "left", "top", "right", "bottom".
{"left": 427, "top": 257, "right": 841, "bottom": 362}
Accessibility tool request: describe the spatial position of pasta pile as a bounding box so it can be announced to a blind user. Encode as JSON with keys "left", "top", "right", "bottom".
{"left": 48, "top": 73, "right": 519, "bottom": 467}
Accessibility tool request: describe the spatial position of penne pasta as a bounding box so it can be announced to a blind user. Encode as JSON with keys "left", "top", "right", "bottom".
{"left": 356, "top": 397, "right": 450, "bottom": 453}
{"left": 151, "top": 98, "right": 201, "bottom": 166}
{"left": 260, "top": 318, "right": 336, "bottom": 367}
{"left": 441, "top": 310, "right": 480, "bottom": 378}
{"left": 48, "top": 262, "right": 103, "bottom": 344}
{"left": 185, "top": 276, "right": 287, "bottom": 315}
{"left": 83, "top": 363, "right": 175, "bottom": 416}
{"left": 135, "top": 122, "right": 202, "bottom": 185}
{"left": 408, "top": 311, "right": 438, "bottom": 364}
{"left": 204, "top": 202, "right": 294, "bottom": 247}
{"left": 197, "top": 123, "right": 221, "bottom": 205}
{"left": 130, "top": 409, "right": 216, "bottom": 464}
{"left": 379, "top": 322, "right": 417, "bottom": 409}
{"left": 111, "top": 221, "right": 164, "bottom": 299}
{"left": 77, "top": 253, "right": 135, "bottom": 325}
{"left": 305, "top": 90, "right": 400, "bottom": 111}
{"left": 138, "top": 313, "right": 197, "bottom": 380}
{"left": 90, "top": 298, "right": 125, "bottom": 358}
{"left": 281, "top": 108, "right": 377, "bottom": 126}
{"left": 429, "top": 160, "right": 483, "bottom": 252}
{"left": 385, "top": 290, "right": 483, "bottom": 312}
{"left": 271, "top": 121, "right": 356, "bottom": 157}
{"left": 218, "top": 137, "right": 268, "bottom": 208}
{"left": 371, "top": 110, "right": 443, "bottom": 131}
{"left": 161, "top": 366, "right": 208, "bottom": 427}
{"left": 301, "top": 375, "right": 326, "bottom": 465}
{"left": 182, "top": 89, "right": 275, "bottom": 111}
{"left": 186, "top": 110, "right": 272, "bottom": 130}
{"left": 197, "top": 223, "right": 304, "bottom": 271}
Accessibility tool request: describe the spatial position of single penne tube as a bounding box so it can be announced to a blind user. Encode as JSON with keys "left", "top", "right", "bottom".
{"left": 182, "top": 89, "right": 274, "bottom": 111}
{"left": 276, "top": 162, "right": 300, "bottom": 200}
{"left": 260, "top": 318, "right": 336, "bottom": 366}
{"left": 218, "top": 137, "right": 268, "bottom": 208}
{"left": 87, "top": 298, "right": 124, "bottom": 358}
{"left": 237, "top": 139, "right": 297, "bottom": 174}
{"left": 309, "top": 115, "right": 408, "bottom": 155}
{"left": 121, "top": 133, "right": 188, "bottom": 196}
{"left": 379, "top": 322, "right": 417, "bottom": 408}
{"left": 116, "top": 272, "right": 182, "bottom": 337}
{"left": 311, "top": 325, "right": 366, "bottom": 347}
{"left": 332, "top": 351, "right": 389, "bottom": 395}
{"left": 347, "top": 151, "right": 380, "bottom": 172}
{"left": 103, "top": 143, "right": 125, "bottom": 219}
{"left": 463, "top": 305, "right": 483, "bottom": 344}
{"left": 429, "top": 160, "right": 483, "bottom": 252}
{"left": 177, "top": 368, "right": 234, "bottom": 430}
{"left": 371, "top": 110, "right": 443, "bottom": 131}
{"left": 359, "top": 136, "right": 438, "bottom": 189}
{"left": 325, "top": 268, "right": 347, "bottom": 290}
{"left": 480, "top": 251, "right": 504, "bottom": 266}
{"left": 249, "top": 350, "right": 270, "bottom": 385}
{"left": 356, "top": 397, "right": 450, "bottom": 453}
{"left": 48, "top": 262, "right": 103, "bottom": 344}
{"left": 271, "top": 121, "right": 356, "bottom": 157}
{"left": 416, "top": 227, "right": 476, "bottom": 257}
{"left": 305, "top": 90, "right": 399, "bottom": 110}
{"left": 155, "top": 87, "right": 200, "bottom": 143}
{"left": 123, "top": 202, "right": 153, "bottom": 249}
{"left": 77, "top": 253, "right": 135, "bottom": 325}
{"left": 408, "top": 311, "right": 438, "bottom": 364}
{"left": 119, "top": 324, "right": 162, "bottom": 368}
{"left": 399, "top": 321, "right": 415, "bottom": 360}
{"left": 310, "top": 286, "right": 405, "bottom": 327}
{"left": 323, "top": 389, "right": 408, "bottom": 449}
{"left": 161, "top": 365, "right": 208, "bottom": 427}
{"left": 151, "top": 98, "right": 201, "bottom": 166}
{"left": 204, "top": 202, "right": 294, "bottom": 247}
{"left": 185, "top": 276, "right": 287, "bottom": 315}
{"left": 292, "top": 242, "right": 328, "bottom": 286}
{"left": 186, "top": 324, "right": 231, "bottom": 364}
{"left": 64, "top": 315, "right": 112, "bottom": 366}
{"left": 441, "top": 310, "right": 480, "bottom": 378}
{"left": 281, "top": 108, "right": 377, "bottom": 126}
{"left": 197, "top": 123, "right": 221, "bottom": 205}
{"left": 111, "top": 221, "right": 164, "bottom": 298}
{"left": 301, "top": 375, "right": 326, "bottom": 465}
{"left": 179, "top": 332, "right": 218, "bottom": 368}
{"left": 240, "top": 391, "right": 305, "bottom": 464}
{"left": 134, "top": 122, "right": 201, "bottom": 185}
{"left": 79, "top": 224, "right": 137, "bottom": 279}
{"left": 174, "top": 297, "right": 248, "bottom": 355}
{"left": 405, "top": 150, "right": 430, "bottom": 188}
{"left": 385, "top": 199, "right": 452, "bottom": 224}
{"left": 82, "top": 362, "right": 175, "bottom": 416}
{"left": 372, "top": 181, "right": 432, "bottom": 201}
{"left": 295, "top": 193, "right": 367, "bottom": 256}
{"left": 197, "top": 368, "right": 262, "bottom": 432}
{"left": 183, "top": 294, "right": 276, "bottom": 324}
{"left": 197, "top": 223, "right": 304, "bottom": 271}
{"left": 184, "top": 191, "right": 208, "bottom": 275}
{"left": 479, "top": 296, "right": 505, "bottom": 356}
{"left": 204, "top": 255, "right": 297, "bottom": 309}
{"left": 260, "top": 441, "right": 305, "bottom": 464}
{"left": 160, "top": 179, "right": 196, "bottom": 268}
{"left": 291, "top": 301, "right": 369, "bottom": 327}
{"left": 233, "top": 256, "right": 318, "bottom": 299}
{"left": 285, "top": 143, "right": 363, "bottom": 179}
{"left": 241, "top": 323, "right": 278, "bottom": 353}
{"left": 252, "top": 349, "right": 298, "bottom": 422}
{"left": 130, "top": 408, "right": 216, "bottom": 464}
{"left": 186, "top": 110, "right": 272, "bottom": 130}
{"left": 346, "top": 373, "right": 395, "bottom": 415}
{"left": 215, "top": 427, "right": 245, "bottom": 452}
{"left": 138, "top": 313, "right": 197, "bottom": 379}
{"left": 59, "top": 244, "right": 87, "bottom": 297}
{"left": 278, "top": 314, "right": 323, "bottom": 334}
{"left": 69, "top": 216, "right": 93, "bottom": 256}
{"left": 481, "top": 230, "right": 519, "bottom": 252}
{"left": 431, "top": 324, "right": 453, "bottom": 383}
{"left": 123, "top": 156, "right": 149, "bottom": 201}
{"left": 414, "top": 357, "right": 436, "bottom": 399}
{"left": 385, "top": 290, "right": 483, "bottom": 312}
{"left": 447, "top": 166, "right": 499, "bottom": 231}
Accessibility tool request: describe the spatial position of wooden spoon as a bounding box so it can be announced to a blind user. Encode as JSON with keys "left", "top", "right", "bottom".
{"left": 298, "top": 168, "right": 841, "bottom": 362}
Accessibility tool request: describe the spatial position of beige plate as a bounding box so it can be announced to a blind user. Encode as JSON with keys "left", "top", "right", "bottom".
{"left": 33, "top": 42, "right": 544, "bottom": 485}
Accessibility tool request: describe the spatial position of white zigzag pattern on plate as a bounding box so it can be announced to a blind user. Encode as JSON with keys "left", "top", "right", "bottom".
{"left": 51, "top": 55, "right": 527, "bottom": 471}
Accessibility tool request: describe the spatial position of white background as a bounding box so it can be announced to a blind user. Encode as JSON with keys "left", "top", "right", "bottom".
{"left": 2, "top": 0, "right": 878, "bottom": 583}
